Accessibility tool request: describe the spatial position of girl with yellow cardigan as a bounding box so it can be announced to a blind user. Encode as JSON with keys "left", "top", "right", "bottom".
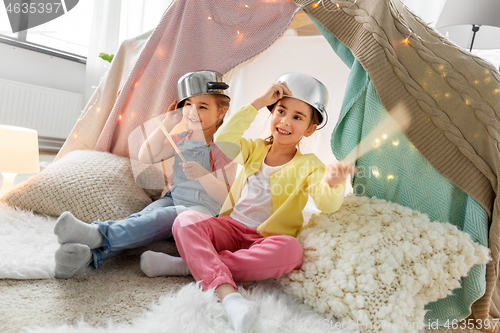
{"left": 140, "top": 73, "right": 356, "bottom": 333}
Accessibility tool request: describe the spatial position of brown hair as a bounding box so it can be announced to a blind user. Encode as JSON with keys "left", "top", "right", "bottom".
{"left": 212, "top": 94, "right": 230, "bottom": 129}
{"left": 265, "top": 102, "right": 321, "bottom": 144}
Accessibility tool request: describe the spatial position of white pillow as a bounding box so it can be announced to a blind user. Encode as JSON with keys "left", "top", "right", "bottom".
{"left": 1, "top": 150, "right": 153, "bottom": 223}
{"left": 279, "top": 194, "right": 490, "bottom": 332}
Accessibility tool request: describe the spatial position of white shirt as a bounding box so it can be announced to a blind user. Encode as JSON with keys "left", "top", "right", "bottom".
{"left": 230, "top": 157, "right": 288, "bottom": 229}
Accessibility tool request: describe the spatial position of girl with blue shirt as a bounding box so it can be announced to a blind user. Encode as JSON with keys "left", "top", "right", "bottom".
{"left": 53, "top": 70, "right": 237, "bottom": 279}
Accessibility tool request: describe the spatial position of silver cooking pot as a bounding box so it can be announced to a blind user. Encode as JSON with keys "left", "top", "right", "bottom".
{"left": 267, "top": 72, "right": 328, "bottom": 129}
{"left": 177, "top": 70, "right": 230, "bottom": 108}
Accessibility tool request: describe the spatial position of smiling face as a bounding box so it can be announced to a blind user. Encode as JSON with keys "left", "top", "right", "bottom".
{"left": 182, "top": 94, "right": 225, "bottom": 134}
{"left": 270, "top": 97, "right": 317, "bottom": 146}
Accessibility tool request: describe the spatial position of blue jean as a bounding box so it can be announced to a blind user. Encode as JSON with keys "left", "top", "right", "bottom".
{"left": 91, "top": 191, "right": 212, "bottom": 268}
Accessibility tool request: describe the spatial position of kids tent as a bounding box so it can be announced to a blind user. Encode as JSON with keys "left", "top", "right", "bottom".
{"left": 55, "top": 0, "right": 500, "bottom": 329}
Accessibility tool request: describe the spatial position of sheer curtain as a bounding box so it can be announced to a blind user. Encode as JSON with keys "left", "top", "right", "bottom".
{"left": 84, "top": 0, "right": 173, "bottom": 103}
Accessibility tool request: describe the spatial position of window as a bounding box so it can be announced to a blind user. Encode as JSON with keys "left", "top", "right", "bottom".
{"left": 0, "top": 0, "right": 95, "bottom": 61}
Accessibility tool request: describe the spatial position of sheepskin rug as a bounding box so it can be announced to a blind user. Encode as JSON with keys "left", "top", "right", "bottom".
{"left": 0, "top": 203, "right": 58, "bottom": 279}
{"left": 23, "top": 282, "right": 354, "bottom": 333}
{"left": 279, "top": 195, "right": 490, "bottom": 333}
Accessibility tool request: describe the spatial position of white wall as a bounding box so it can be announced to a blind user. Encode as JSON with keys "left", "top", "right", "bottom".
{"left": 0, "top": 43, "right": 85, "bottom": 94}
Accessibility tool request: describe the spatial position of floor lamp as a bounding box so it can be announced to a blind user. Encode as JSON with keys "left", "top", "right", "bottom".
{"left": 0, "top": 125, "right": 40, "bottom": 197}
{"left": 435, "top": 0, "right": 500, "bottom": 69}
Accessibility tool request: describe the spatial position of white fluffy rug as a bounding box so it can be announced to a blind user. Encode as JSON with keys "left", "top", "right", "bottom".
{"left": 0, "top": 202, "right": 354, "bottom": 333}
{"left": 0, "top": 203, "right": 58, "bottom": 279}
{"left": 23, "top": 282, "right": 353, "bottom": 333}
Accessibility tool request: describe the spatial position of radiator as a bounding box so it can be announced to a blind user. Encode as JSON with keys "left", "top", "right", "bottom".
{"left": 0, "top": 78, "right": 84, "bottom": 151}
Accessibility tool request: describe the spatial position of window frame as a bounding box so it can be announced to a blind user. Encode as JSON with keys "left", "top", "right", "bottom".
{"left": 0, "top": 33, "right": 86, "bottom": 64}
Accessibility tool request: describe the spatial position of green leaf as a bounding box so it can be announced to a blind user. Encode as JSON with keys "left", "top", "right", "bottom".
{"left": 99, "top": 53, "right": 114, "bottom": 63}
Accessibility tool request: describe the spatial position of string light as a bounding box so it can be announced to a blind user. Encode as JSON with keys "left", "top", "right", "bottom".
{"left": 73, "top": 134, "right": 78, "bottom": 139}
{"left": 208, "top": 16, "right": 212, "bottom": 20}
{"left": 444, "top": 93, "right": 450, "bottom": 98}
{"left": 118, "top": 114, "right": 122, "bottom": 121}
{"left": 372, "top": 169, "right": 380, "bottom": 178}
{"left": 387, "top": 175, "right": 395, "bottom": 180}
{"left": 96, "top": 108, "right": 101, "bottom": 112}
{"left": 382, "top": 134, "right": 388, "bottom": 140}
{"left": 312, "top": 2, "right": 319, "bottom": 8}
{"left": 392, "top": 140, "right": 399, "bottom": 146}
{"left": 403, "top": 37, "right": 410, "bottom": 45}
{"left": 245, "top": 4, "right": 249, "bottom": 8}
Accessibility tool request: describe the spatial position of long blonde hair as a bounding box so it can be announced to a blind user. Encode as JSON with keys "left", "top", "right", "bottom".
{"left": 213, "top": 94, "right": 230, "bottom": 129}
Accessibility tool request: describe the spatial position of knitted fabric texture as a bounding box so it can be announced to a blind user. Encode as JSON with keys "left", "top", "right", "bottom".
{"left": 0, "top": 150, "right": 152, "bottom": 223}
{"left": 279, "top": 195, "right": 490, "bottom": 333}
{"left": 292, "top": 0, "right": 500, "bottom": 325}
{"left": 89, "top": 0, "right": 299, "bottom": 156}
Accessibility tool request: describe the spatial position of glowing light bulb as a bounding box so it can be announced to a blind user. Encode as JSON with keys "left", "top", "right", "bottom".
{"left": 403, "top": 37, "right": 409, "bottom": 44}
{"left": 245, "top": 4, "right": 249, "bottom": 8}
{"left": 382, "top": 134, "right": 387, "bottom": 140}
{"left": 97, "top": 108, "right": 101, "bottom": 112}
{"left": 118, "top": 114, "right": 122, "bottom": 121}
{"left": 372, "top": 169, "right": 380, "bottom": 178}
{"left": 312, "top": 2, "right": 319, "bottom": 8}
{"left": 392, "top": 140, "right": 399, "bottom": 146}
{"left": 387, "top": 175, "right": 394, "bottom": 180}
{"left": 474, "top": 80, "right": 479, "bottom": 85}
{"left": 444, "top": 93, "right": 450, "bottom": 98}
{"left": 208, "top": 16, "right": 212, "bottom": 20}
{"left": 237, "top": 30, "right": 240, "bottom": 34}
{"left": 73, "top": 134, "right": 78, "bottom": 139}
{"left": 336, "top": 3, "right": 340, "bottom": 8}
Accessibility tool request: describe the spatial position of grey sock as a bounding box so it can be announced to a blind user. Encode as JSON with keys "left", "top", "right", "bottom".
{"left": 54, "top": 211, "right": 103, "bottom": 249}
{"left": 140, "top": 251, "right": 191, "bottom": 277}
{"left": 54, "top": 243, "right": 92, "bottom": 279}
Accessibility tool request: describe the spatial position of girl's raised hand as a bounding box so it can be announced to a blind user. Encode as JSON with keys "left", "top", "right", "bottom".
{"left": 323, "top": 162, "right": 357, "bottom": 188}
{"left": 164, "top": 100, "right": 183, "bottom": 125}
{"left": 251, "top": 81, "right": 293, "bottom": 111}
{"left": 181, "top": 162, "right": 210, "bottom": 180}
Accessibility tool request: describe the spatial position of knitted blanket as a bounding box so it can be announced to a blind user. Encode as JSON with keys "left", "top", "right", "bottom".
{"left": 58, "top": 0, "right": 299, "bottom": 159}
{"left": 291, "top": 0, "right": 500, "bottom": 329}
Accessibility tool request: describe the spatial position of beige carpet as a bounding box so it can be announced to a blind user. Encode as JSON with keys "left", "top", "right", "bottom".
{"left": 0, "top": 152, "right": 485, "bottom": 333}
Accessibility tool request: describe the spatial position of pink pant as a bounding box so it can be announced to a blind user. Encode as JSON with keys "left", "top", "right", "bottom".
{"left": 172, "top": 211, "right": 303, "bottom": 290}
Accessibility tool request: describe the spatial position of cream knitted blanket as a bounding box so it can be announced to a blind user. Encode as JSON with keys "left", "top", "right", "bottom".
{"left": 291, "top": 0, "right": 500, "bottom": 330}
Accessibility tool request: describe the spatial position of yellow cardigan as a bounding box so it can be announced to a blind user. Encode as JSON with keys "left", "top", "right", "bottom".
{"left": 214, "top": 104, "right": 345, "bottom": 237}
